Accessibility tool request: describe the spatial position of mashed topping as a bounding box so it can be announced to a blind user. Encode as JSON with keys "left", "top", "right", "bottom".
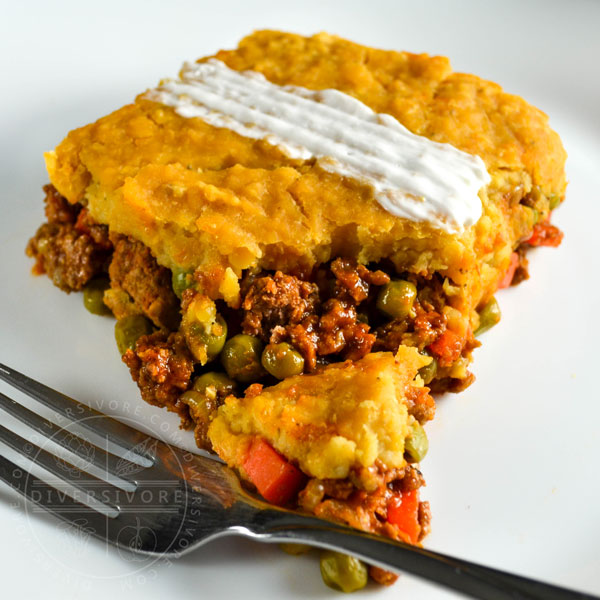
{"left": 44, "top": 31, "right": 566, "bottom": 321}
{"left": 145, "top": 59, "right": 490, "bottom": 233}
{"left": 208, "top": 347, "right": 431, "bottom": 480}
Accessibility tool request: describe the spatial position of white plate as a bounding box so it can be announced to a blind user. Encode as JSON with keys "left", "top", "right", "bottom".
{"left": 1, "top": 1, "right": 599, "bottom": 598}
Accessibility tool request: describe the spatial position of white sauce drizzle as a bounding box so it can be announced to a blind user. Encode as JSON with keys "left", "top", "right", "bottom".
{"left": 144, "top": 59, "right": 490, "bottom": 232}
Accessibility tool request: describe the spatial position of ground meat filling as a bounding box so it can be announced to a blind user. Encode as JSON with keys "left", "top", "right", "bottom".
{"left": 298, "top": 463, "right": 428, "bottom": 547}
{"left": 26, "top": 185, "right": 111, "bottom": 291}
{"left": 242, "top": 271, "right": 319, "bottom": 339}
{"left": 122, "top": 331, "right": 194, "bottom": 424}
{"left": 29, "top": 187, "right": 474, "bottom": 396}
{"left": 404, "top": 385, "right": 436, "bottom": 424}
{"left": 317, "top": 299, "right": 375, "bottom": 361}
{"left": 105, "top": 234, "right": 181, "bottom": 330}
{"left": 74, "top": 208, "right": 113, "bottom": 251}
{"left": 42, "top": 183, "right": 79, "bottom": 224}
{"left": 28, "top": 184, "right": 468, "bottom": 578}
{"left": 372, "top": 274, "right": 481, "bottom": 389}
{"left": 244, "top": 259, "right": 388, "bottom": 371}
{"left": 330, "top": 257, "right": 390, "bottom": 303}
{"left": 374, "top": 278, "right": 447, "bottom": 354}
{"left": 369, "top": 566, "right": 399, "bottom": 586}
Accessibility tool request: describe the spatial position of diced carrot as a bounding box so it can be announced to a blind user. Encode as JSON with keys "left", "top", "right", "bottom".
{"left": 498, "top": 252, "right": 519, "bottom": 289}
{"left": 242, "top": 437, "right": 305, "bottom": 505}
{"left": 427, "top": 329, "right": 463, "bottom": 367}
{"left": 526, "top": 222, "right": 564, "bottom": 247}
{"left": 387, "top": 489, "right": 420, "bottom": 544}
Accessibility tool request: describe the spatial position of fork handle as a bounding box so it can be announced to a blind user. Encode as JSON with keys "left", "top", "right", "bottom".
{"left": 243, "top": 509, "right": 596, "bottom": 600}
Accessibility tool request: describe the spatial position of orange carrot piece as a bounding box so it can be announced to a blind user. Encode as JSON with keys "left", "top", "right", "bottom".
{"left": 526, "top": 222, "right": 564, "bottom": 247}
{"left": 387, "top": 489, "right": 420, "bottom": 544}
{"left": 243, "top": 438, "right": 305, "bottom": 505}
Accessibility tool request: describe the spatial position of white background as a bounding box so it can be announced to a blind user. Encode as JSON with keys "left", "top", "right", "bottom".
{"left": 1, "top": 0, "right": 599, "bottom": 598}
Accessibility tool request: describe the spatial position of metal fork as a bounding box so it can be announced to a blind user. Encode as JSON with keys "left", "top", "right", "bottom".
{"left": 0, "top": 363, "right": 595, "bottom": 600}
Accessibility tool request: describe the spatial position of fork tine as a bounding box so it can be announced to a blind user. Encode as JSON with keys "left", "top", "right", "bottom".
{"left": 0, "top": 423, "right": 121, "bottom": 515}
{"left": 0, "top": 453, "right": 114, "bottom": 536}
{"left": 0, "top": 363, "right": 154, "bottom": 462}
{"left": 0, "top": 392, "right": 141, "bottom": 487}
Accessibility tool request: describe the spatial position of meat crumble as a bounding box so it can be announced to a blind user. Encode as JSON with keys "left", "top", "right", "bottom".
{"left": 242, "top": 271, "right": 319, "bottom": 339}
{"left": 26, "top": 185, "right": 111, "bottom": 291}
{"left": 122, "top": 331, "right": 194, "bottom": 424}
{"left": 26, "top": 184, "right": 541, "bottom": 589}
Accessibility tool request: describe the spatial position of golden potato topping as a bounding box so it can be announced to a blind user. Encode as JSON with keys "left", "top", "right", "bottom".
{"left": 208, "top": 347, "right": 431, "bottom": 480}
{"left": 44, "top": 31, "right": 566, "bottom": 337}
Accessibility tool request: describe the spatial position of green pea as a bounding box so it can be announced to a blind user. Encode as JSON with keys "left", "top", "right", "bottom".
{"left": 474, "top": 297, "right": 501, "bottom": 336}
{"left": 114, "top": 315, "right": 153, "bottom": 355}
{"left": 192, "top": 372, "right": 236, "bottom": 398}
{"left": 83, "top": 278, "right": 111, "bottom": 316}
{"left": 185, "top": 315, "right": 228, "bottom": 363}
{"left": 261, "top": 342, "right": 305, "bottom": 379}
{"left": 548, "top": 193, "right": 562, "bottom": 210}
{"left": 221, "top": 334, "right": 265, "bottom": 383}
{"left": 279, "top": 543, "right": 311, "bottom": 555}
{"left": 377, "top": 280, "right": 417, "bottom": 319}
{"left": 179, "top": 390, "right": 212, "bottom": 413}
{"left": 404, "top": 420, "right": 429, "bottom": 463}
{"left": 320, "top": 551, "right": 368, "bottom": 593}
{"left": 171, "top": 267, "right": 195, "bottom": 299}
{"left": 179, "top": 389, "right": 217, "bottom": 450}
{"left": 418, "top": 355, "right": 438, "bottom": 385}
